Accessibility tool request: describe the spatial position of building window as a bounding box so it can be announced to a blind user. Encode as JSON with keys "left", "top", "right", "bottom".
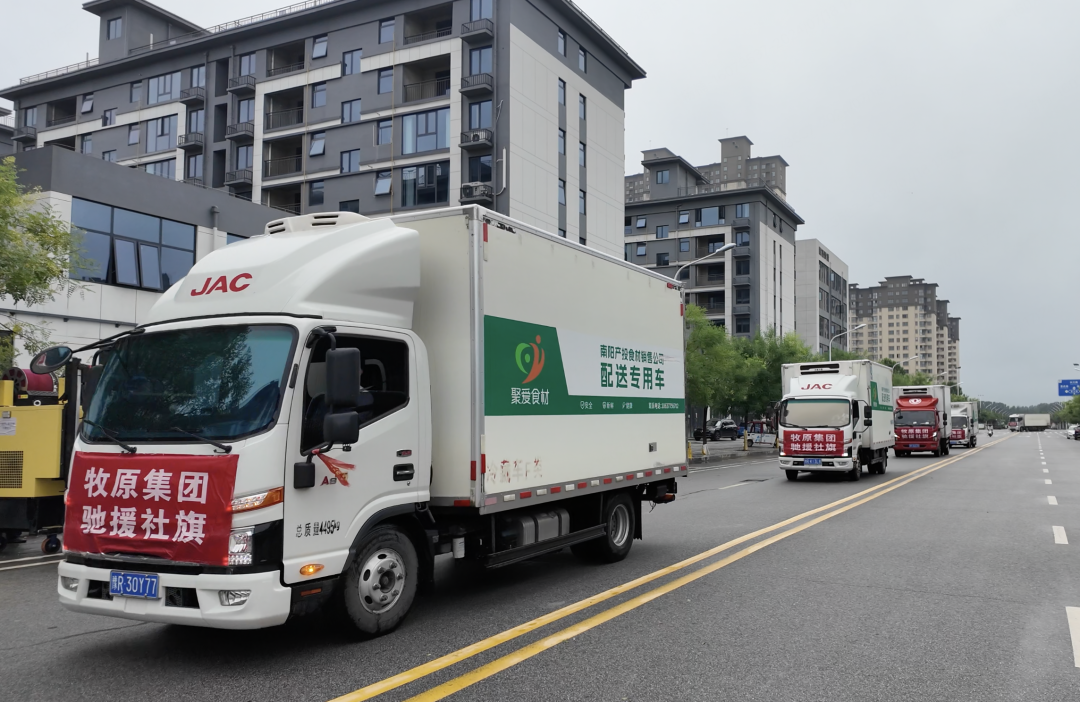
{"left": 374, "top": 171, "right": 392, "bottom": 195}
{"left": 695, "top": 206, "right": 721, "bottom": 227}
{"left": 579, "top": 94, "right": 586, "bottom": 120}
{"left": 735, "top": 316, "right": 751, "bottom": 334}
{"left": 147, "top": 115, "right": 177, "bottom": 152}
{"left": 312, "top": 82, "right": 327, "bottom": 108}
{"left": 579, "top": 142, "right": 586, "bottom": 167}
{"left": 130, "top": 82, "right": 141, "bottom": 104}
{"left": 309, "top": 180, "right": 325, "bottom": 206}
{"left": 558, "top": 179, "right": 566, "bottom": 205}
{"left": 80, "top": 134, "right": 92, "bottom": 154}
{"left": 557, "top": 129, "right": 565, "bottom": 154}
{"left": 655, "top": 169, "right": 669, "bottom": 184}
{"left": 128, "top": 123, "right": 140, "bottom": 145}
{"left": 736, "top": 231, "right": 750, "bottom": 246}
{"left": 470, "top": 46, "right": 493, "bottom": 75}
{"left": 735, "top": 288, "right": 750, "bottom": 304}
{"left": 340, "top": 149, "right": 361, "bottom": 173}
{"left": 378, "top": 68, "right": 393, "bottom": 94}
{"left": 192, "top": 65, "right": 206, "bottom": 88}
{"left": 735, "top": 203, "right": 750, "bottom": 218}
{"left": 342, "top": 98, "right": 362, "bottom": 123}
{"left": 81, "top": 94, "right": 94, "bottom": 113}
{"left": 400, "top": 161, "right": 449, "bottom": 207}
{"left": 679, "top": 238, "right": 690, "bottom": 252}
{"left": 470, "top": 0, "right": 492, "bottom": 20}
{"left": 636, "top": 243, "right": 646, "bottom": 256}
{"left": 309, "top": 131, "right": 326, "bottom": 156}
{"left": 678, "top": 210, "right": 690, "bottom": 225}
{"left": 144, "top": 159, "right": 175, "bottom": 179}
{"left": 469, "top": 100, "right": 492, "bottom": 130}
{"left": 102, "top": 108, "right": 116, "bottom": 126}
{"left": 340, "top": 200, "right": 360, "bottom": 213}
{"left": 238, "top": 98, "right": 255, "bottom": 123}
{"left": 237, "top": 144, "right": 253, "bottom": 169}
{"left": 578, "top": 48, "right": 587, "bottom": 72}
{"left": 403, "top": 107, "right": 449, "bottom": 154}
{"left": 656, "top": 253, "right": 669, "bottom": 266}
{"left": 312, "top": 34, "right": 328, "bottom": 59}
{"left": 557, "top": 30, "right": 566, "bottom": 56}
{"left": 377, "top": 119, "right": 392, "bottom": 144}
{"left": 239, "top": 53, "right": 256, "bottom": 77}
{"left": 107, "top": 17, "right": 122, "bottom": 39}
{"left": 656, "top": 225, "right": 669, "bottom": 239}
{"left": 186, "top": 153, "right": 203, "bottom": 179}
{"left": 379, "top": 18, "right": 395, "bottom": 44}
{"left": 579, "top": 236, "right": 587, "bottom": 246}
{"left": 468, "top": 154, "right": 492, "bottom": 182}
{"left": 102, "top": 150, "right": 117, "bottom": 162}
{"left": 148, "top": 72, "right": 181, "bottom": 104}
{"left": 70, "top": 197, "right": 196, "bottom": 291}
{"left": 343, "top": 49, "right": 362, "bottom": 75}
{"left": 23, "top": 106, "right": 37, "bottom": 127}
{"left": 635, "top": 216, "right": 646, "bottom": 228}
{"left": 578, "top": 190, "right": 586, "bottom": 214}
{"left": 735, "top": 259, "right": 750, "bottom": 275}
{"left": 557, "top": 79, "right": 566, "bottom": 106}
{"left": 187, "top": 108, "right": 204, "bottom": 134}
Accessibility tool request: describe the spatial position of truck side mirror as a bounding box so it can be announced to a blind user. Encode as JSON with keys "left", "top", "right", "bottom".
{"left": 864, "top": 418, "right": 873, "bottom": 427}
{"left": 324, "top": 348, "right": 362, "bottom": 407}
{"left": 30, "top": 346, "right": 72, "bottom": 374}
{"left": 324, "top": 412, "right": 360, "bottom": 445}
{"left": 863, "top": 405, "right": 872, "bottom": 419}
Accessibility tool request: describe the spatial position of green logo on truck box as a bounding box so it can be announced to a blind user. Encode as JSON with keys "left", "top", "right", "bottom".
{"left": 485, "top": 315, "right": 684, "bottom": 416}
{"left": 870, "top": 381, "right": 893, "bottom": 411}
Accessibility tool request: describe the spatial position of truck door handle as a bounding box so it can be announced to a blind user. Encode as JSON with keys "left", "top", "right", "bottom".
{"left": 393, "top": 464, "right": 415, "bottom": 482}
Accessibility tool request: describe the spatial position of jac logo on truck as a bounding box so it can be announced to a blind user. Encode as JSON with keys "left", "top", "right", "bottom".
{"left": 190, "top": 273, "right": 253, "bottom": 297}
{"left": 800, "top": 383, "right": 833, "bottom": 390}
{"left": 515, "top": 335, "right": 546, "bottom": 383}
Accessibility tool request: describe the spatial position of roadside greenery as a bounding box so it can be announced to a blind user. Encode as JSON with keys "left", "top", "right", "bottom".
{"left": 1053, "top": 396, "right": 1080, "bottom": 425}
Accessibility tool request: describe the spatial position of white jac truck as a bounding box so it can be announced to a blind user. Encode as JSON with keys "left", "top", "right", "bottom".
{"left": 894, "top": 385, "right": 952, "bottom": 457}
{"left": 950, "top": 401, "right": 979, "bottom": 447}
{"left": 777, "top": 361, "right": 894, "bottom": 481}
{"left": 1020, "top": 413, "right": 1051, "bottom": 432}
{"left": 34, "top": 207, "right": 687, "bottom": 634}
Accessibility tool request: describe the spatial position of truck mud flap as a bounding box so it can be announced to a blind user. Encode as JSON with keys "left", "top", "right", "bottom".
{"left": 484, "top": 525, "right": 606, "bottom": 569}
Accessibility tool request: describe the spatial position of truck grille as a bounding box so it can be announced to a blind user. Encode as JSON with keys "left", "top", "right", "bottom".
{"left": 0, "top": 451, "right": 23, "bottom": 489}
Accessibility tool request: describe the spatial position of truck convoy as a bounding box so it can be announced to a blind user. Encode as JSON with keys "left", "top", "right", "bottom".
{"left": 1020, "top": 414, "right": 1051, "bottom": 432}
{"left": 893, "top": 385, "right": 951, "bottom": 457}
{"left": 949, "top": 401, "right": 979, "bottom": 448}
{"left": 33, "top": 207, "right": 686, "bottom": 634}
{"left": 1008, "top": 414, "right": 1022, "bottom": 432}
{"left": 777, "top": 361, "right": 895, "bottom": 481}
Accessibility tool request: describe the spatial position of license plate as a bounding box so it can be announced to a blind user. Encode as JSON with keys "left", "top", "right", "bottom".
{"left": 804, "top": 458, "right": 822, "bottom": 466}
{"left": 109, "top": 571, "right": 161, "bottom": 599}
{"left": 908, "top": 444, "right": 920, "bottom": 448}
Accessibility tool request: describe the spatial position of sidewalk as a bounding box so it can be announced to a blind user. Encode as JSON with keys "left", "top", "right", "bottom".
{"left": 686, "top": 439, "right": 778, "bottom": 467}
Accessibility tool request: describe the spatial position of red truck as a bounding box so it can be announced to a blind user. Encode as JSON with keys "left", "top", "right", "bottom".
{"left": 893, "top": 385, "right": 951, "bottom": 457}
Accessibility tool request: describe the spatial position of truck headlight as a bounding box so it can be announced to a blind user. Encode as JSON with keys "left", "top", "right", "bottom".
{"left": 228, "top": 527, "right": 254, "bottom": 566}
{"left": 218, "top": 590, "right": 251, "bottom": 607}
{"left": 932, "top": 432, "right": 938, "bottom": 439}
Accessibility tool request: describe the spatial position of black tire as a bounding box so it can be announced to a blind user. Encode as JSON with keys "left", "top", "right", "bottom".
{"left": 747, "top": 439, "right": 754, "bottom": 448}
{"left": 932, "top": 447, "right": 941, "bottom": 457}
{"left": 943, "top": 442, "right": 950, "bottom": 455}
{"left": 0, "top": 532, "right": 7, "bottom": 552}
{"left": 574, "top": 492, "right": 636, "bottom": 563}
{"left": 847, "top": 457, "right": 862, "bottom": 481}
{"left": 785, "top": 470, "right": 799, "bottom": 481}
{"left": 337, "top": 526, "right": 419, "bottom": 638}
{"left": 879, "top": 457, "right": 887, "bottom": 475}
{"left": 41, "top": 536, "right": 61, "bottom": 554}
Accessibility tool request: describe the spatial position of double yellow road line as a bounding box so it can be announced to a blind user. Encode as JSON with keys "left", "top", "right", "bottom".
{"left": 334, "top": 434, "right": 1013, "bottom": 702}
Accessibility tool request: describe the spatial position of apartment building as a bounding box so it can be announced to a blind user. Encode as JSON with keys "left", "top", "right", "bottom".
{"left": 793, "top": 239, "right": 849, "bottom": 355}
{"left": 848, "top": 275, "right": 961, "bottom": 383}
{"left": 1, "top": 0, "right": 644, "bottom": 257}
{"left": 0, "top": 107, "right": 14, "bottom": 155}
{"left": 622, "top": 138, "right": 803, "bottom": 337}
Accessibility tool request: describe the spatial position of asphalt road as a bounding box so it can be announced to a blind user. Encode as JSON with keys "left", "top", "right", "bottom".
{"left": 3, "top": 430, "right": 1080, "bottom": 701}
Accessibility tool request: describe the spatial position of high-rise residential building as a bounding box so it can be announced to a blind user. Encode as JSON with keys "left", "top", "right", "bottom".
{"left": 1, "top": 0, "right": 644, "bottom": 258}
{"left": 623, "top": 138, "right": 803, "bottom": 337}
{"left": 793, "top": 239, "right": 849, "bottom": 355}
{"left": 848, "top": 275, "right": 961, "bottom": 384}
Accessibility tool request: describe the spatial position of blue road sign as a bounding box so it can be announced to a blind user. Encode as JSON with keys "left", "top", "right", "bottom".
{"left": 1060, "top": 379, "right": 1080, "bottom": 397}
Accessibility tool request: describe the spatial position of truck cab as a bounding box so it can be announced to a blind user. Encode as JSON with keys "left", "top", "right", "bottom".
{"left": 893, "top": 386, "right": 950, "bottom": 458}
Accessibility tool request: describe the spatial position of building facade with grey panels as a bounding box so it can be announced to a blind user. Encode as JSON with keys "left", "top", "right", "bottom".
{"left": 622, "top": 142, "right": 803, "bottom": 337}
{"left": 793, "top": 238, "right": 850, "bottom": 355}
{"left": 1, "top": 0, "right": 644, "bottom": 258}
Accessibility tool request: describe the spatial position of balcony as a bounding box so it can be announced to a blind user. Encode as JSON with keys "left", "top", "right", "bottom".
{"left": 225, "top": 122, "right": 255, "bottom": 140}
{"left": 263, "top": 182, "right": 302, "bottom": 215}
{"left": 13, "top": 126, "right": 37, "bottom": 143}
{"left": 183, "top": 177, "right": 205, "bottom": 187}
{"left": 460, "top": 182, "right": 494, "bottom": 205}
{"left": 46, "top": 115, "right": 76, "bottom": 128}
{"left": 733, "top": 304, "right": 751, "bottom": 315}
{"left": 265, "top": 107, "right": 304, "bottom": 131}
{"left": 732, "top": 245, "right": 751, "bottom": 257}
{"left": 404, "top": 26, "right": 452, "bottom": 45}
{"left": 461, "top": 18, "right": 494, "bottom": 40}
{"left": 459, "top": 128, "right": 493, "bottom": 150}
{"left": 263, "top": 155, "right": 303, "bottom": 179}
{"left": 225, "top": 169, "right": 253, "bottom": 185}
{"left": 460, "top": 73, "right": 493, "bottom": 96}
{"left": 178, "top": 132, "right": 204, "bottom": 150}
{"left": 700, "top": 303, "right": 725, "bottom": 315}
{"left": 733, "top": 275, "right": 750, "bottom": 286}
{"left": 403, "top": 4, "right": 453, "bottom": 46}
{"left": 267, "top": 62, "right": 305, "bottom": 78}
{"left": 179, "top": 87, "right": 205, "bottom": 105}
{"left": 228, "top": 75, "right": 256, "bottom": 93}
{"left": 403, "top": 77, "right": 451, "bottom": 103}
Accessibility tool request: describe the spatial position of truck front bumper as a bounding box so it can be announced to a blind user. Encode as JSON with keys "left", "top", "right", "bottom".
{"left": 57, "top": 560, "right": 291, "bottom": 630}
{"left": 779, "top": 457, "right": 853, "bottom": 473}
{"left": 896, "top": 440, "right": 937, "bottom": 453}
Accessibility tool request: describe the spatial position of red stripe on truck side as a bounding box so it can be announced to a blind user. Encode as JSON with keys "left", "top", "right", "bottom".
{"left": 625, "top": 474, "right": 634, "bottom": 480}
{"left": 470, "top": 461, "right": 476, "bottom": 481}
{"left": 577, "top": 482, "right": 587, "bottom": 489}
{"left": 603, "top": 478, "right": 612, "bottom": 484}
{"left": 551, "top": 486, "right": 561, "bottom": 494}
{"left": 481, "top": 454, "right": 486, "bottom": 474}
{"left": 483, "top": 222, "right": 488, "bottom": 242}
{"left": 519, "top": 491, "right": 532, "bottom": 499}
{"left": 453, "top": 499, "right": 470, "bottom": 507}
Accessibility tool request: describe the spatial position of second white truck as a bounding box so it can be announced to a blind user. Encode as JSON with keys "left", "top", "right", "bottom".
{"left": 950, "top": 401, "right": 979, "bottom": 448}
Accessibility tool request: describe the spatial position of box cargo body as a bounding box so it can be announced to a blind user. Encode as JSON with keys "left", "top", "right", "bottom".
{"left": 950, "top": 401, "right": 979, "bottom": 447}
{"left": 894, "top": 385, "right": 952, "bottom": 457}
{"left": 778, "top": 360, "right": 894, "bottom": 481}
{"left": 1021, "top": 413, "right": 1051, "bottom": 432}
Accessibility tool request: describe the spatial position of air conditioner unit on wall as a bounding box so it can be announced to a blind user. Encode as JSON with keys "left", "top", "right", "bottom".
{"left": 462, "top": 182, "right": 488, "bottom": 198}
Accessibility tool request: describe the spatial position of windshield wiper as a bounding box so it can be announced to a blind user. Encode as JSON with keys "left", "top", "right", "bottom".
{"left": 168, "top": 427, "right": 233, "bottom": 454}
{"left": 82, "top": 419, "right": 137, "bottom": 454}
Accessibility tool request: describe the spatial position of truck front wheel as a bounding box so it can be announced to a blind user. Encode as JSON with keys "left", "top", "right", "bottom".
{"left": 573, "top": 493, "right": 635, "bottom": 563}
{"left": 339, "top": 526, "right": 419, "bottom": 637}
{"left": 847, "top": 457, "right": 862, "bottom": 481}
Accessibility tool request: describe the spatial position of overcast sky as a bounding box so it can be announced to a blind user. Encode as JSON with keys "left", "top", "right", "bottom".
{"left": 2, "top": 0, "right": 1076, "bottom": 404}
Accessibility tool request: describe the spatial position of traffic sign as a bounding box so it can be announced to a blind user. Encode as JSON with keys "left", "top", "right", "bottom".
{"left": 1060, "top": 379, "right": 1080, "bottom": 397}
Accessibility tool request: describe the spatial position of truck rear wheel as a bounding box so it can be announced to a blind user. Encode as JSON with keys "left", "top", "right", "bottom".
{"left": 338, "top": 526, "right": 419, "bottom": 637}
{"left": 573, "top": 493, "right": 635, "bottom": 563}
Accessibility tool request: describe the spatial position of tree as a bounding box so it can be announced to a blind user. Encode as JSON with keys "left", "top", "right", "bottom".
{"left": 684, "top": 305, "right": 749, "bottom": 431}
{"left": 733, "top": 328, "right": 812, "bottom": 422}
{"left": 0, "top": 156, "right": 84, "bottom": 368}
{"left": 1055, "top": 396, "right": 1080, "bottom": 424}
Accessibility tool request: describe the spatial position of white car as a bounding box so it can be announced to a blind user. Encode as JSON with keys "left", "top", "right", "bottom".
{"left": 1066, "top": 425, "right": 1078, "bottom": 439}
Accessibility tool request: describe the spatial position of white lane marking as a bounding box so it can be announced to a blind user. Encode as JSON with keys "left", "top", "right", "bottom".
{"left": 1049, "top": 496, "right": 1059, "bottom": 505}
{"left": 1044, "top": 469, "right": 1050, "bottom": 473}
{"left": 688, "top": 459, "right": 777, "bottom": 474}
{"left": 1047, "top": 479, "right": 1053, "bottom": 485}
{"left": 716, "top": 483, "right": 751, "bottom": 491}
{"left": 0, "top": 559, "right": 62, "bottom": 572}
{"left": 1043, "top": 462, "right": 1047, "bottom": 465}
{"left": 0, "top": 553, "right": 65, "bottom": 565}
{"left": 1054, "top": 526, "right": 1069, "bottom": 545}
{"left": 1067, "top": 608, "right": 1080, "bottom": 667}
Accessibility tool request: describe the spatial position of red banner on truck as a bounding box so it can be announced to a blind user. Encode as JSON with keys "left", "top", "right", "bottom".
{"left": 897, "top": 427, "right": 934, "bottom": 440}
{"left": 64, "top": 452, "right": 239, "bottom": 566}
{"left": 783, "top": 430, "right": 844, "bottom": 456}
{"left": 951, "top": 429, "right": 966, "bottom": 441}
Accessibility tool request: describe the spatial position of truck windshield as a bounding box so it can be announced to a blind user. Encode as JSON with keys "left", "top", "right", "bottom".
{"left": 953, "top": 416, "right": 969, "bottom": 428}
{"left": 895, "top": 410, "right": 936, "bottom": 427}
{"left": 83, "top": 325, "right": 296, "bottom": 442}
{"left": 779, "top": 399, "right": 850, "bottom": 428}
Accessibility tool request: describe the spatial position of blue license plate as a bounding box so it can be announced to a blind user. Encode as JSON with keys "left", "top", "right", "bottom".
{"left": 908, "top": 444, "right": 920, "bottom": 448}
{"left": 109, "top": 571, "right": 161, "bottom": 599}
{"left": 804, "top": 458, "right": 822, "bottom": 466}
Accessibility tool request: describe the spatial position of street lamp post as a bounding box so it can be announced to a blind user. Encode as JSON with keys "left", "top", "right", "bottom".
{"left": 671, "top": 243, "right": 738, "bottom": 286}
{"left": 829, "top": 324, "right": 865, "bottom": 362}
{"left": 891, "top": 355, "right": 919, "bottom": 373}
